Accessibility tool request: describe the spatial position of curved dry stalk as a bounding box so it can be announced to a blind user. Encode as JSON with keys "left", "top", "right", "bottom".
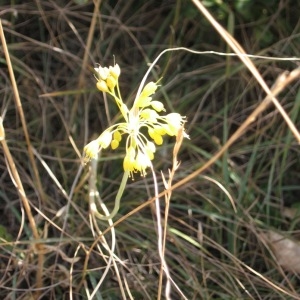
{"left": 0, "top": 20, "right": 45, "bottom": 297}
{"left": 76, "top": 155, "right": 127, "bottom": 299}
{"left": 0, "top": 117, "right": 44, "bottom": 297}
{"left": 0, "top": 20, "right": 45, "bottom": 205}
{"left": 69, "top": 0, "right": 102, "bottom": 125}
{"left": 158, "top": 127, "right": 188, "bottom": 300}
{"left": 89, "top": 157, "right": 126, "bottom": 299}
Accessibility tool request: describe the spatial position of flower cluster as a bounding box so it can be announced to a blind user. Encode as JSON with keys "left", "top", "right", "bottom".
{"left": 84, "top": 63, "right": 188, "bottom": 177}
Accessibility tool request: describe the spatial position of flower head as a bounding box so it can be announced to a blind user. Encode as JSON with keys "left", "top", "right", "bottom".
{"left": 94, "top": 64, "right": 121, "bottom": 93}
{"left": 84, "top": 63, "right": 188, "bottom": 177}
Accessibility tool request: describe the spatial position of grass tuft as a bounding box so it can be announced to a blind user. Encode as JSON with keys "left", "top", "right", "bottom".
{"left": 0, "top": 0, "right": 299, "bottom": 299}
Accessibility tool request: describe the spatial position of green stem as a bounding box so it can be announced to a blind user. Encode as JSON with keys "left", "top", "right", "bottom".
{"left": 90, "top": 167, "right": 129, "bottom": 220}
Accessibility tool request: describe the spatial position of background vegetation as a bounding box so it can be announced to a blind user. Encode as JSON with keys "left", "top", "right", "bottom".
{"left": 0, "top": 0, "right": 299, "bottom": 299}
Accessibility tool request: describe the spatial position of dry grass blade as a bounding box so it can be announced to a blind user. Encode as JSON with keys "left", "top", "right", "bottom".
{"left": 69, "top": 0, "right": 102, "bottom": 125}
{"left": 191, "top": 0, "right": 300, "bottom": 143}
{"left": 0, "top": 116, "right": 44, "bottom": 297}
{"left": 0, "top": 20, "right": 45, "bottom": 204}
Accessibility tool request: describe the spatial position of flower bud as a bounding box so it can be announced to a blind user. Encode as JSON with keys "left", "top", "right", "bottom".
{"left": 140, "top": 82, "right": 157, "bottom": 98}
{"left": 96, "top": 80, "right": 109, "bottom": 92}
{"left": 151, "top": 100, "right": 165, "bottom": 112}
{"left": 110, "top": 64, "right": 121, "bottom": 79}
{"left": 106, "top": 75, "right": 116, "bottom": 90}
{"left": 98, "top": 131, "right": 112, "bottom": 148}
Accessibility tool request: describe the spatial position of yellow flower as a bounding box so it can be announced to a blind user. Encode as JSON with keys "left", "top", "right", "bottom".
{"left": 84, "top": 63, "right": 188, "bottom": 177}
{"left": 133, "top": 151, "right": 151, "bottom": 176}
{"left": 140, "top": 81, "right": 157, "bottom": 98}
{"left": 151, "top": 100, "right": 165, "bottom": 112}
{"left": 106, "top": 75, "right": 117, "bottom": 90}
{"left": 83, "top": 140, "right": 100, "bottom": 162}
{"left": 109, "top": 64, "right": 121, "bottom": 79}
{"left": 96, "top": 80, "right": 109, "bottom": 92}
{"left": 94, "top": 64, "right": 121, "bottom": 93}
{"left": 95, "top": 66, "right": 109, "bottom": 80}
{"left": 98, "top": 131, "right": 112, "bottom": 148}
{"left": 123, "top": 146, "right": 136, "bottom": 172}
